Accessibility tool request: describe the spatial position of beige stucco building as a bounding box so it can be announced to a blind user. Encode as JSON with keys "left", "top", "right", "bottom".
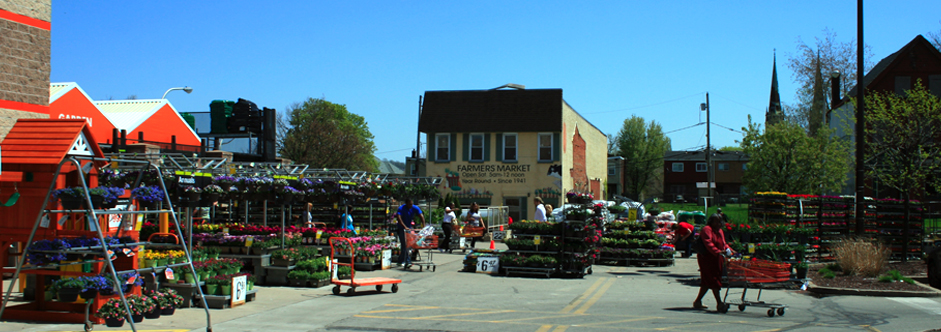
{"left": 418, "top": 85, "right": 607, "bottom": 222}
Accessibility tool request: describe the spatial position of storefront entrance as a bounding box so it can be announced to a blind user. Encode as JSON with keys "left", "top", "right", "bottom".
{"left": 504, "top": 196, "right": 527, "bottom": 223}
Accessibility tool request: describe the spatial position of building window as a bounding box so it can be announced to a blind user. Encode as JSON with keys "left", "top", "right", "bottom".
{"left": 718, "top": 163, "right": 729, "bottom": 171}
{"left": 469, "top": 133, "right": 484, "bottom": 162}
{"left": 930, "top": 75, "right": 941, "bottom": 98}
{"left": 742, "top": 163, "right": 747, "bottom": 171}
{"left": 410, "top": 164, "right": 417, "bottom": 175}
{"left": 538, "top": 133, "right": 553, "bottom": 161}
{"left": 696, "top": 162, "right": 707, "bottom": 172}
{"left": 503, "top": 133, "right": 518, "bottom": 161}
{"left": 435, "top": 133, "right": 450, "bottom": 162}
{"left": 608, "top": 166, "right": 615, "bottom": 176}
{"left": 895, "top": 76, "right": 911, "bottom": 95}
{"left": 672, "top": 162, "right": 684, "bottom": 172}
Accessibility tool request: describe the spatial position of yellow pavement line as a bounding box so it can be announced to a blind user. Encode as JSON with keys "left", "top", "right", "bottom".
{"left": 417, "top": 309, "right": 514, "bottom": 319}
{"left": 559, "top": 277, "right": 607, "bottom": 313}
{"left": 861, "top": 325, "right": 882, "bottom": 332}
{"left": 576, "top": 316, "right": 662, "bottom": 327}
{"left": 535, "top": 325, "right": 554, "bottom": 332}
{"left": 381, "top": 304, "right": 442, "bottom": 309}
{"left": 362, "top": 307, "right": 441, "bottom": 314}
{"left": 573, "top": 278, "right": 616, "bottom": 314}
{"left": 491, "top": 314, "right": 581, "bottom": 323}
{"left": 552, "top": 325, "right": 569, "bottom": 332}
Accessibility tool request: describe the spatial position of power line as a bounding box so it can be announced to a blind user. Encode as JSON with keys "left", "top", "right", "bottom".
{"left": 711, "top": 122, "right": 744, "bottom": 134}
{"left": 664, "top": 122, "right": 704, "bottom": 134}
{"left": 376, "top": 148, "right": 414, "bottom": 155}
{"left": 586, "top": 92, "right": 705, "bottom": 115}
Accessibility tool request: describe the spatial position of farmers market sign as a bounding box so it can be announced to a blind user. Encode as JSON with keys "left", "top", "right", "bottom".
{"left": 454, "top": 164, "right": 532, "bottom": 184}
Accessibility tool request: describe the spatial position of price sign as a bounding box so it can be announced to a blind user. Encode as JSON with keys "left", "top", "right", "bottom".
{"left": 123, "top": 248, "right": 134, "bottom": 257}
{"left": 165, "top": 267, "right": 175, "bottom": 280}
{"left": 533, "top": 235, "right": 541, "bottom": 245}
{"left": 628, "top": 208, "right": 638, "bottom": 221}
{"left": 476, "top": 256, "right": 499, "bottom": 274}
{"left": 492, "top": 231, "right": 506, "bottom": 241}
{"left": 231, "top": 275, "right": 247, "bottom": 307}
{"left": 245, "top": 236, "right": 254, "bottom": 247}
{"left": 747, "top": 243, "right": 755, "bottom": 254}
{"left": 316, "top": 230, "right": 323, "bottom": 240}
{"left": 40, "top": 215, "right": 50, "bottom": 228}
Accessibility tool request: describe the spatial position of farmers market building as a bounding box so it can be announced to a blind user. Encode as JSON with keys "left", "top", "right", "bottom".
{"left": 418, "top": 85, "right": 607, "bottom": 222}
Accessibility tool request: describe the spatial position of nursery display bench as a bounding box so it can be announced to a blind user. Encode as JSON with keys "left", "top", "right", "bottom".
{"left": 329, "top": 237, "right": 400, "bottom": 295}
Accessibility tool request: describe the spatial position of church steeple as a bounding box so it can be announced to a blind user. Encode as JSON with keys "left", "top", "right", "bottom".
{"left": 766, "top": 50, "right": 783, "bottom": 126}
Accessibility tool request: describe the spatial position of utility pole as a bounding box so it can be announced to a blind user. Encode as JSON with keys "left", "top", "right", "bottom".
{"left": 701, "top": 93, "right": 712, "bottom": 204}
{"left": 855, "top": 0, "right": 866, "bottom": 235}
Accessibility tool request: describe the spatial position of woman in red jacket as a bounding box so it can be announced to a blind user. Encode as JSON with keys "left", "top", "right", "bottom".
{"left": 694, "top": 213, "right": 734, "bottom": 311}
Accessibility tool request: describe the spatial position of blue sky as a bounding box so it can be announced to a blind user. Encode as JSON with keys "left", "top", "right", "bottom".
{"left": 50, "top": 1, "right": 940, "bottom": 160}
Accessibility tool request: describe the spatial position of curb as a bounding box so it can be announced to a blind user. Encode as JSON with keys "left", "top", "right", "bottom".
{"left": 807, "top": 280, "right": 941, "bottom": 297}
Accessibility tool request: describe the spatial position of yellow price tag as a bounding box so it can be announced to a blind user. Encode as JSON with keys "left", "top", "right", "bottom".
{"left": 533, "top": 235, "right": 541, "bottom": 245}
{"left": 333, "top": 203, "right": 338, "bottom": 209}
{"left": 223, "top": 227, "right": 229, "bottom": 234}
{"left": 245, "top": 236, "right": 254, "bottom": 247}
{"left": 747, "top": 243, "right": 755, "bottom": 254}
{"left": 627, "top": 208, "right": 637, "bottom": 220}
{"left": 316, "top": 230, "right": 323, "bottom": 239}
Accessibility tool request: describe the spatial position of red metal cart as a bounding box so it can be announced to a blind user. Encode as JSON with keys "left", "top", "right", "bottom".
{"left": 329, "top": 237, "right": 400, "bottom": 295}
{"left": 721, "top": 258, "right": 791, "bottom": 316}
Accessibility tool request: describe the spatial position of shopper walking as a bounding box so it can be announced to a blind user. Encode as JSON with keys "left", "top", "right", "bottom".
{"left": 396, "top": 199, "right": 425, "bottom": 267}
{"left": 440, "top": 203, "right": 456, "bottom": 253}
{"left": 465, "top": 202, "right": 483, "bottom": 248}
{"left": 672, "top": 221, "right": 695, "bottom": 258}
{"left": 693, "top": 213, "right": 734, "bottom": 312}
{"left": 533, "top": 197, "right": 547, "bottom": 222}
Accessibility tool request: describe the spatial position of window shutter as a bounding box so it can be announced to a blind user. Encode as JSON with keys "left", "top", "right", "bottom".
{"left": 428, "top": 133, "right": 435, "bottom": 160}
{"left": 462, "top": 133, "right": 469, "bottom": 161}
{"left": 450, "top": 133, "right": 457, "bottom": 161}
{"left": 495, "top": 133, "right": 503, "bottom": 162}
{"left": 484, "top": 133, "right": 491, "bottom": 161}
{"left": 553, "top": 133, "right": 561, "bottom": 161}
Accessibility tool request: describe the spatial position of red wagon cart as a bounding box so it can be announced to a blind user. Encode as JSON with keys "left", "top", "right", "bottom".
{"left": 721, "top": 258, "right": 791, "bottom": 316}
{"left": 330, "top": 237, "right": 401, "bottom": 295}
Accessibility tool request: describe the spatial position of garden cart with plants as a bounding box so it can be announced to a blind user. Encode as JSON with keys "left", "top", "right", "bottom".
{"left": 721, "top": 258, "right": 791, "bottom": 316}
{"left": 405, "top": 226, "right": 438, "bottom": 272}
{"left": 458, "top": 225, "right": 486, "bottom": 253}
{"left": 447, "top": 223, "right": 468, "bottom": 253}
{"left": 329, "top": 237, "right": 400, "bottom": 295}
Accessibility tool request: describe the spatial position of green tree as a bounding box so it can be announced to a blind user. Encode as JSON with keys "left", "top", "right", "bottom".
{"left": 278, "top": 97, "right": 378, "bottom": 171}
{"left": 785, "top": 28, "right": 873, "bottom": 130}
{"left": 613, "top": 116, "right": 671, "bottom": 201}
{"left": 739, "top": 115, "right": 850, "bottom": 194}
{"left": 863, "top": 82, "right": 941, "bottom": 259}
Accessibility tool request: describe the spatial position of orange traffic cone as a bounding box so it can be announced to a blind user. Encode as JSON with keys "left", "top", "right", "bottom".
{"left": 490, "top": 239, "right": 495, "bottom": 250}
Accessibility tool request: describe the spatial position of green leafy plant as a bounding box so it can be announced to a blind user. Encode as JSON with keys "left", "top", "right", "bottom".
{"left": 878, "top": 270, "right": 915, "bottom": 284}
{"left": 287, "top": 270, "right": 311, "bottom": 280}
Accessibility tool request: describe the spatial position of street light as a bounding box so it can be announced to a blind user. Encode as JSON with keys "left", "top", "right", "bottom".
{"left": 162, "top": 86, "right": 193, "bottom": 99}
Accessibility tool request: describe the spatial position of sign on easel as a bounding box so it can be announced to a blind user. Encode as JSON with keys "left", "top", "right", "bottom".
{"left": 231, "top": 275, "right": 247, "bottom": 307}
{"left": 476, "top": 256, "right": 499, "bottom": 274}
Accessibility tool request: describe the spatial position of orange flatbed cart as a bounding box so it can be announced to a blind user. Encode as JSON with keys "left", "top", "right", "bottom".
{"left": 329, "top": 237, "right": 400, "bottom": 295}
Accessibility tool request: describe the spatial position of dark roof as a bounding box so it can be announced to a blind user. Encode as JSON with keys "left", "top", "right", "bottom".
{"left": 835, "top": 35, "right": 941, "bottom": 108}
{"left": 664, "top": 150, "right": 748, "bottom": 162}
{"left": 419, "top": 89, "right": 563, "bottom": 133}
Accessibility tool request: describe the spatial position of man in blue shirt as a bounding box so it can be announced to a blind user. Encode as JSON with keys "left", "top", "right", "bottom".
{"left": 396, "top": 198, "right": 425, "bottom": 267}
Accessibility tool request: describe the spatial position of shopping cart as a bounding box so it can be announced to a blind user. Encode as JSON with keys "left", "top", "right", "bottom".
{"left": 329, "top": 237, "right": 401, "bottom": 295}
{"left": 405, "top": 226, "right": 438, "bottom": 272}
{"left": 721, "top": 258, "right": 791, "bottom": 317}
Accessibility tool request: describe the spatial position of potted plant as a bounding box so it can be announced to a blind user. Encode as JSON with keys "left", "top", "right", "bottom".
{"left": 213, "top": 175, "right": 237, "bottom": 191}
{"left": 287, "top": 270, "right": 310, "bottom": 287}
{"left": 79, "top": 275, "right": 108, "bottom": 299}
{"left": 54, "top": 277, "right": 85, "bottom": 302}
{"left": 125, "top": 294, "right": 154, "bottom": 322}
{"left": 101, "top": 186, "right": 125, "bottom": 208}
{"left": 53, "top": 187, "right": 85, "bottom": 210}
{"left": 206, "top": 275, "right": 229, "bottom": 295}
{"left": 158, "top": 288, "right": 185, "bottom": 315}
{"left": 96, "top": 298, "right": 130, "bottom": 327}
{"left": 131, "top": 186, "right": 164, "bottom": 209}
{"left": 271, "top": 248, "right": 300, "bottom": 267}
{"left": 794, "top": 261, "right": 809, "bottom": 279}
{"left": 201, "top": 184, "right": 224, "bottom": 205}
{"left": 182, "top": 185, "right": 202, "bottom": 202}
{"left": 143, "top": 290, "right": 168, "bottom": 319}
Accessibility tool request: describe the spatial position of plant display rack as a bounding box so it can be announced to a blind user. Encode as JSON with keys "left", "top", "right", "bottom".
{"left": 500, "top": 199, "right": 599, "bottom": 278}
{"left": 597, "top": 221, "right": 673, "bottom": 267}
{"left": 0, "top": 157, "right": 212, "bottom": 332}
{"left": 874, "top": 199, "right": 924, "bottom": 260}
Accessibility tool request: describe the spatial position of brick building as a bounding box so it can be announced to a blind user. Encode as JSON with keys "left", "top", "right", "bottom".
{"left": 663, "top": 150, "right": 748, "bottom": 203}
{"left": 418, "top": 85, "right": 608, "bottom": 222}
{"left": 0, "top": 0, "right": 52, "bottom": 140}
